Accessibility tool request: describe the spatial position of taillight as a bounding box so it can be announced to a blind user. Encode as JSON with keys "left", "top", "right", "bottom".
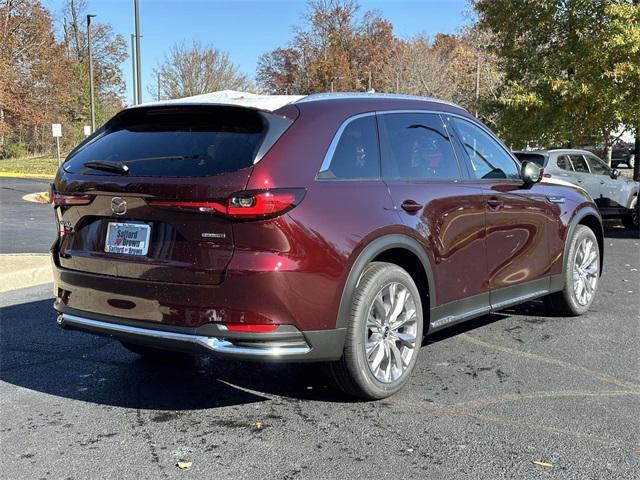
{"left": 148, "top": 188, "right": 305, "bottom": 220}
{"left": 51, "top": 191, "right": 94, "bottom": 206}
{"left": 223, "top": 323, "right": 279, "bottom": 333}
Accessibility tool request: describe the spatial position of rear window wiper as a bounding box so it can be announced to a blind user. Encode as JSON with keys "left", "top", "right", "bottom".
{"left": 83, "top": 160, "right": 129, "bottom": 175}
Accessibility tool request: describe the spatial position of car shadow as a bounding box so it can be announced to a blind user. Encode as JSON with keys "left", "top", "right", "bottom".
{"left": 0, "top": 297, "right": 575, "bottom": 409}
{"left": 423, "top": 312, "right": 508, "bottom": 346}
{"left": 603, "top": 223, "right": 639, "bottom": 239}
{"left": 0, "top": 298, "right": 355, "bottom": 410}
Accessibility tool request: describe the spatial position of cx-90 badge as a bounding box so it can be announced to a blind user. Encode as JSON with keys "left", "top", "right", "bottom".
{"left": 111, "top": 197, "right": 127, "bottom": 216}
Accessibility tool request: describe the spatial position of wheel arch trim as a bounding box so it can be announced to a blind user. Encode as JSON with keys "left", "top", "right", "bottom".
{"left": 562, "top": 206, "right": 604, "bottom": 279}
{"left": 335, "top": 234, "right": 435, "bottom": 330}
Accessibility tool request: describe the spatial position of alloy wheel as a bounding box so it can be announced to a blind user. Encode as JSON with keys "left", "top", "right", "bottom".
{"left": 572, "top": 237, "right": 599, "bottom": 306}
{"left": 364, "top": 282, "right": 418, "bottom": 383}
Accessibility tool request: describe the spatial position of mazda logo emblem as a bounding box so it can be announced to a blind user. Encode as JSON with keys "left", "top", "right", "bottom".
{"left": 111, "top": 197, "right": 127, "bottom": 216}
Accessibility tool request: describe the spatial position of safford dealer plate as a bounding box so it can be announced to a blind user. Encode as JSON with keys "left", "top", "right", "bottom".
{"left": 105, "top": 222, "right": 151, "bottom": 256}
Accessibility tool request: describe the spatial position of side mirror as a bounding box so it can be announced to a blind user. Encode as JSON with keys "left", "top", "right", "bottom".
{"left": 610, "top": 169, "right": 620, "bottom": 179}
{"left": 520, "top": 161, "right": 542, "bottom": 188}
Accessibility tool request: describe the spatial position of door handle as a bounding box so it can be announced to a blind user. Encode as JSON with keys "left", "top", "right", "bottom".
{"left": 487, "top": 197, "right": 503, "bottom": 210}
{"left": 401, "top": 200, "right": 423, "bottom": 214}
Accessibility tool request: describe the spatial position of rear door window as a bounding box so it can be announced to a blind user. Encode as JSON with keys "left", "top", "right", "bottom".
{"left": 570, "top": 154, "right": 590, "bottom": 173}
{"left": 557, "top": 155, "right": 573, "bottom": 170}
{"left": 317, "top": 115, "right": 380, "bottom": 180}
{"left": 378, "top": 113, "right": 462, "bottom": 180}
{"left": 64, "top": 107, "right": 273, "bottom": 177}
{"left": 449, "top": 117, "right": 520, "bottom": 180}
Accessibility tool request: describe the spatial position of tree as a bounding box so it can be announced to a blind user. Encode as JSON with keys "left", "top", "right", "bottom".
{"left": 474, "top": 0, "right": 640, "bottom": 159}
{"left": 153, "top": 41, "right": 253, "bottom": 99}
{"left": 257, "top": 0, "right": 401, "bottom": 94}
{"left": 62, "top": 0, "right": 128, "bottom": 128}
{"left": 257, "top": 48, "right": 303, "bottom": 94}
{"left": 0, "top": 0, "right": 75, "bottom": 156}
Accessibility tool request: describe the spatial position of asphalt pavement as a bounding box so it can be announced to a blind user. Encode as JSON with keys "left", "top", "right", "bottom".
{"left": 0, "top": 177, "right": 56, "bottom": 254}
{"left": 0, "top": 177, "right": 639, "bottom": 479}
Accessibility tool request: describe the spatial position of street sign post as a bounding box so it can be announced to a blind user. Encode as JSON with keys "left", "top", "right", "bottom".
{"left": 52, "top": 123, "right": 62, "bottom": 166}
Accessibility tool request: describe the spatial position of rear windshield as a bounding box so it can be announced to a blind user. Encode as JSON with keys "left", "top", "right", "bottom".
{"left": 64, "top": 107, "right": 268, "bottom": 177}
{"left": 513, "top": 152, "right": 547, "bottom": 167}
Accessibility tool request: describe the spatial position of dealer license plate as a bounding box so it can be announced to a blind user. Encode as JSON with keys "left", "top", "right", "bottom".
{"left": 104, "top": 222, "right": 150, "bottom": 256}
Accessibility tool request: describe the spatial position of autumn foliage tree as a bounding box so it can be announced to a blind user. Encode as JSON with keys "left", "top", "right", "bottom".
{"left": 256, "top": 0, "right": 502, "bottom": 123}
{"left": 1, "top": 0, "right": 75, "bottom": 156}
{"left": 257, "top": 0, "right": 401, "bottom": 93}
{"left": 0, "top": 0, "right": 127, "bottom": 158}
{"left": 62, "top": 0, "right": 128, "bottom": 141}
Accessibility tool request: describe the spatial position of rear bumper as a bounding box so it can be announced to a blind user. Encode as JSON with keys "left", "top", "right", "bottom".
{"left": 56, "top": 310, "right": 345, "bottom": 362}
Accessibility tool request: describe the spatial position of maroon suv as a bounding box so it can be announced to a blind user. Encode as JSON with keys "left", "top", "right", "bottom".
{"left": 52, "top": 93, "right": 603, "bottom": 399}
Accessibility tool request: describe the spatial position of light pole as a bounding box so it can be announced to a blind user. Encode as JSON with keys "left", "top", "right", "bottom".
{"left": 87, "top": 14, "right": 96, "bottom": 133}
{"left": 131, "top": 34, "right": 137, "bottom": 105}
{"left": 134, "top": 0, "right": 142, "bottom": 104}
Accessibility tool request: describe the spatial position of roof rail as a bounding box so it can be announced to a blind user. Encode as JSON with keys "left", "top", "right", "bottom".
{"left": 295, "top": 92, "right": 466, "bottom": 110}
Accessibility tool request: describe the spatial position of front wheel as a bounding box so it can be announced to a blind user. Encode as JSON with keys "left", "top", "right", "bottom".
{"left": 621, "top": 197, "right": 638, "bottom": 230}
{"left": 544, "top": 225, "right": 600, "bottom": 316}
{"left": 328, "top": 262, "right": 424, "bottom": 400}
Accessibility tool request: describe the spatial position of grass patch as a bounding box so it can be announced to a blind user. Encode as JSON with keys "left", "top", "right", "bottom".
{"left": 0, "top": 156, "right": 61, "bottom": 177}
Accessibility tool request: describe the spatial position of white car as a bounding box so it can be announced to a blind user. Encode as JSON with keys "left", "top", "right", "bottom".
{"left": 515, "top": 149, "right": 639, "bottom": 230}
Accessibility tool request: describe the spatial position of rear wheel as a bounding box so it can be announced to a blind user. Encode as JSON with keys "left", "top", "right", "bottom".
{"left": 621, "top": 197, "right": 638, "bottom": 230}
{"left": 328, "top": 262, "right": 424, "bottom": 400}
{"left": 544, "top": 225, "right": 600, "bottom": 316}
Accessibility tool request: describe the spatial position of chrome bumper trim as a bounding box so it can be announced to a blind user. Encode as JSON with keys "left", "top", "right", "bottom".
{"left": 58, "top": 313, "right": 311, "bottom": 357}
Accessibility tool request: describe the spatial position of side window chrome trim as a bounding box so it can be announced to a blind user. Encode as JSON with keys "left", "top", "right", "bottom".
{"left": 316, "top": 112, "right": 377, "bottom": 179}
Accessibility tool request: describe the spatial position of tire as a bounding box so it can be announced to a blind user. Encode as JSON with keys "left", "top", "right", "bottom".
{"left": 120, "top": 340, "right": 190, "bottom": 361}
{"left": 543, "top": 225, "right": 600, "bottom": 316}
{"left": 328, "top": 262, "right": 424, "bottom": 400}
{"left": 621, "top": 197, "right": 638, "bottom": 230}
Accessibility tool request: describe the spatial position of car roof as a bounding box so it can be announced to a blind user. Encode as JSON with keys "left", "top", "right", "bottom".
{"left": 132, "top": 90, "right": 466, "bottom": 113}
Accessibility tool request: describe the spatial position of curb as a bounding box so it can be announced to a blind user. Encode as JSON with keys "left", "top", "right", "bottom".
{"left": 0, "top": 172, "right": 56, "bottom": 179}
{"left": 0, "top": 254, "right": 53, "bottom": 293}
{"left": 22, "top": 192, "right": 50, "bottom": 204}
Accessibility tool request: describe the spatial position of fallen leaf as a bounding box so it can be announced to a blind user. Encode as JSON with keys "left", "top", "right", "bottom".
{"left": 532, "top": 460, "right": 553, "bottom": 468}
{"left": 176, "top": 461, "right": 192, "bottom": 469}
{"left": 253, "top": 421, "right": 264, "bottom": 430}
{"left": 406, "top": 448, "right": 414, "bottom": 453}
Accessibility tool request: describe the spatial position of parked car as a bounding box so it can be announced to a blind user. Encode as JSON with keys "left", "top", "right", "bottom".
{"left": 583, "top": 142, "right": 635, "bottom": 169}
{"left": 514, "top": 149, "right": 639, "bottom": 230}
{"left": 51, "top": 92, "right": 604, "bottom": 399}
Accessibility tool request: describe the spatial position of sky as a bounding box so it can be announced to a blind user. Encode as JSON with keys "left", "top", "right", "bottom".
{"left": 43, "top": 0, "right": 470, "bottom": 105}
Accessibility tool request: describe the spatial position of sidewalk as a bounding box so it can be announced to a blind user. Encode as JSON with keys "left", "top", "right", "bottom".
{"left": 0, "top": 254, "right": 52, "bottom": 293}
